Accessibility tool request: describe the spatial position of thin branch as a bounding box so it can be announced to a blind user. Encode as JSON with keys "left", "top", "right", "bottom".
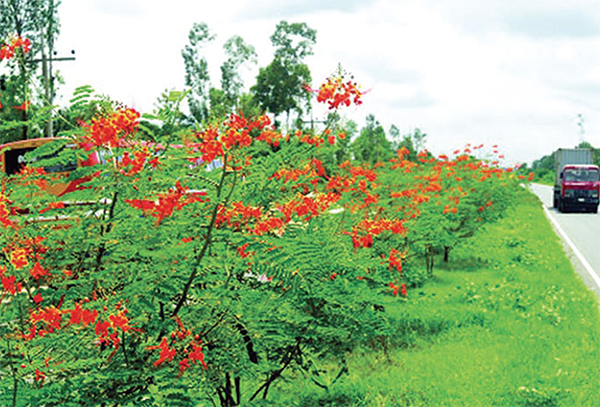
{"left": 249, "top": 339, "right": 301, "bottom": 402}
{"left": 172, "top": 158, "right": 237, "bottom": 317}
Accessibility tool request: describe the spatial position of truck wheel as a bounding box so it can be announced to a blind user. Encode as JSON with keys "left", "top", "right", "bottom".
{"left": 593, "top": 206, "right": 598, "bottom": 214}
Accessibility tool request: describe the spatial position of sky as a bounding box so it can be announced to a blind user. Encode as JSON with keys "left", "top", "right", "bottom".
{"left": 48, "top": 0, "right": 600, "bottom": 166}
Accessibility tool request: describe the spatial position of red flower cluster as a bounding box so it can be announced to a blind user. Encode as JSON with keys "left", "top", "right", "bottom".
{"left": 146, "top": 317, "right": 207, "bottom": 375}
{"left": 9, "top": 247, "right": 29, "bottom": 270}
{"left": 253, "top": 217, "right": 285, "bottom": 236}
{"left": 216, "top": 201, "right": 262, "bottom": 229}
{"left": 294, "top": 130, "right": 326, "bottom": 147}
{"left": 83, "top": 108, "right": 140, "bottom": 148}
{"left": 119, "top": 147, "right": 160, "bottom": 176}
{"left": 350, "top": 217, "right": 406, "bottom": 249}
{"left": 0, "top": 36, "right": 31, "bottom": 60}
{"left": 195, "top": 113, "right": 273, "bottom": 162}
{"left": 305, "top": 69, "right": 364, "bottom": 110}
{"left": 278, "top": 192, "right": 340, "bottom": 223}
{"left": 1, "top": 265, "right": 21, "bottom": 295}
{"left": 30, "top": 262, "right": 51, "bottom": 280}
{"left": 0, "top": 190, "right": 15, "bottom": 229}
{"left": 24, "top": 300, "right": 138, "bottom": 353}
{"left": 255, "top": 128, "right": 283, "bottom": 147}
{"left": 17, "top": 166, "right": 47, "bottom": 191}
{"left": 388, "top": 249, "right": 404, "bottom": 273}
{"left": 388, "top": 282, "right": 407, "bottom": 297}
{"left": 125, "top": 181, "right": 207, "bottom": 225}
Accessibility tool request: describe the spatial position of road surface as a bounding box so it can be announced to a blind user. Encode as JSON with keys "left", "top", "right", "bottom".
{"left": 528, "top": 183, "right": 600, "bottom": 298}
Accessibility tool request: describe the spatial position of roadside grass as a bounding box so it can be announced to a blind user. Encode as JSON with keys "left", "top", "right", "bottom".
{"left": 268, "top": 187, "right": 600, "bottom": 406}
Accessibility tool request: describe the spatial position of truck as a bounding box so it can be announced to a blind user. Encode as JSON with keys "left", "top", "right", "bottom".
{"left": 553, "top": 148, "right": 599, "bottom": 213}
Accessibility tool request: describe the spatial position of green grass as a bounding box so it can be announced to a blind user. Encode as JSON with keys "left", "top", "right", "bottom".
{"left": 268, "top": 188, "right": 600, "bottom": 406}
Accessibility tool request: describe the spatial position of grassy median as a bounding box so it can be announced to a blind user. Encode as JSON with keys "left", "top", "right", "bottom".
{"left": 269, "top": 187, "right": 600, "bottom": 406}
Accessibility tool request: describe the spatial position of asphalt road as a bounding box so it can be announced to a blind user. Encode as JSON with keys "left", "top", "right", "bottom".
{"left": 528, "top": 183, "right": 600, "bottom": 297}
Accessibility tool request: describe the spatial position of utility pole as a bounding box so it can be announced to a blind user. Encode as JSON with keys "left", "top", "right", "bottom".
{"left": 33, "top": 50, "right": 75, "bottom": 137}
{"left": 302, "top": 118, "right": 327, "bottom": 132}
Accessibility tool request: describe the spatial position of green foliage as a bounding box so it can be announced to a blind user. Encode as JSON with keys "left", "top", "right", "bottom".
{"left": 221, "top": 35, "right": 257, "bottom": 108}
{"left": 0, "top": 76, "right": 529, "bottom": 407}
{"left": 270, "top": 21, "right": 317, "bottom": 65}
{"left": 251, "top": 57, "right": 312, "bottom": 128}
{"left": 351, "top": 114, "right": 394, "bottom": 164}
{"left": 0, "top": 0, "right": 62, "bottom": 140}
{"left": 266, "top": 188, "right": 600, "bottom": 406}
{"left": 251, "top": 20, "right": 316, "bottom": 128}
{"left": 576, "top": 141, "right": 600, "bottom": 167}
{"left": 182, "top": 22, "right": 215, "bottom": 124}
{"left": 0, "top": 0, "right": 60, "bottom": 50}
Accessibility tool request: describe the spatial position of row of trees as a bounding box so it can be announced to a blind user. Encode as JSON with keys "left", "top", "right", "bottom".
{"left": 0, "top": 75, "right": 522, "bottom": 405}
{"left": 0, "top": 6, "right": 529, "bottom": 405}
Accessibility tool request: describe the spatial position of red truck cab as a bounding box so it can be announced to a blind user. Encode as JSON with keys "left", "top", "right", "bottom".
{"left": 556, "top": 164, "right": 599, "bottom": 213}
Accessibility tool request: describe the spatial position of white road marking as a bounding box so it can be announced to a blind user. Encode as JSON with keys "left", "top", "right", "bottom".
{"left": 541, "top": 204, "right": 600, "bottom": 289}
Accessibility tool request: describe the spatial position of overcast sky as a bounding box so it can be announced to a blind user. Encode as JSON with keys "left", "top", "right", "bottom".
{"left": 51, "top": 0, "right": 600, "bottom": 165}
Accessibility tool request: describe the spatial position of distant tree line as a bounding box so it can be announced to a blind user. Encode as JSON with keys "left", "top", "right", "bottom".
{"left": 531, "top": 141, "right": 600, "bottom": 184}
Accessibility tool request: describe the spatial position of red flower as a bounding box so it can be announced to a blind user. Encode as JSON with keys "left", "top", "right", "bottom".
{"left": 179, "top": 358, "right": 190, "bottom": 376}
{"left": 12, "top": 101, "right": 30, "bottom": 111}
{"left": 30, "top": 306, "right": 63, "bottom": 331}
{"left": 361, "top": 234, "right": 373, "bottom": 248}
{"left": 237, "top": 243, "right": 251, "bottom": 258}
{"left": 388, "top": 249, "right": 403, "bottom": 273}
{"left": 188, "top": 340, "right": 207, "bottom": 369}
{"left": 10, "top": 248, "right": 29, "bottom": 270}
{"left": 95, "top": 320, "right": 111, "bottom": 338}
{"left": 147, "top": 337, "right": 177, "bottom": 367}
{"left": 125, "top": 181, "right": 205, "bottom": 225}
{"left": 83, "top": 108, "right": 140, "bottom": 148}
{"left": 2, "top": 274, "right": 17, "bottom": 295}
{"left": 30, "top": 262, "right": 51, "bottom": 280}
{"left": 34, "top": 369, "right": 45, "bottom": 386}
{"left": 67, "top": 302, "right": 98, "bottom": 327}
{"left": 109, "top": 311, "right": 131, "bottom": 332}
{"left": 0, "top": 36, "right": 31, "bottom": 61}
{"left": 120, "top": 149, "right": 151, "bottom": 176}
{"left": 311, "top": 70, "right": 364, "bottom": 110}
